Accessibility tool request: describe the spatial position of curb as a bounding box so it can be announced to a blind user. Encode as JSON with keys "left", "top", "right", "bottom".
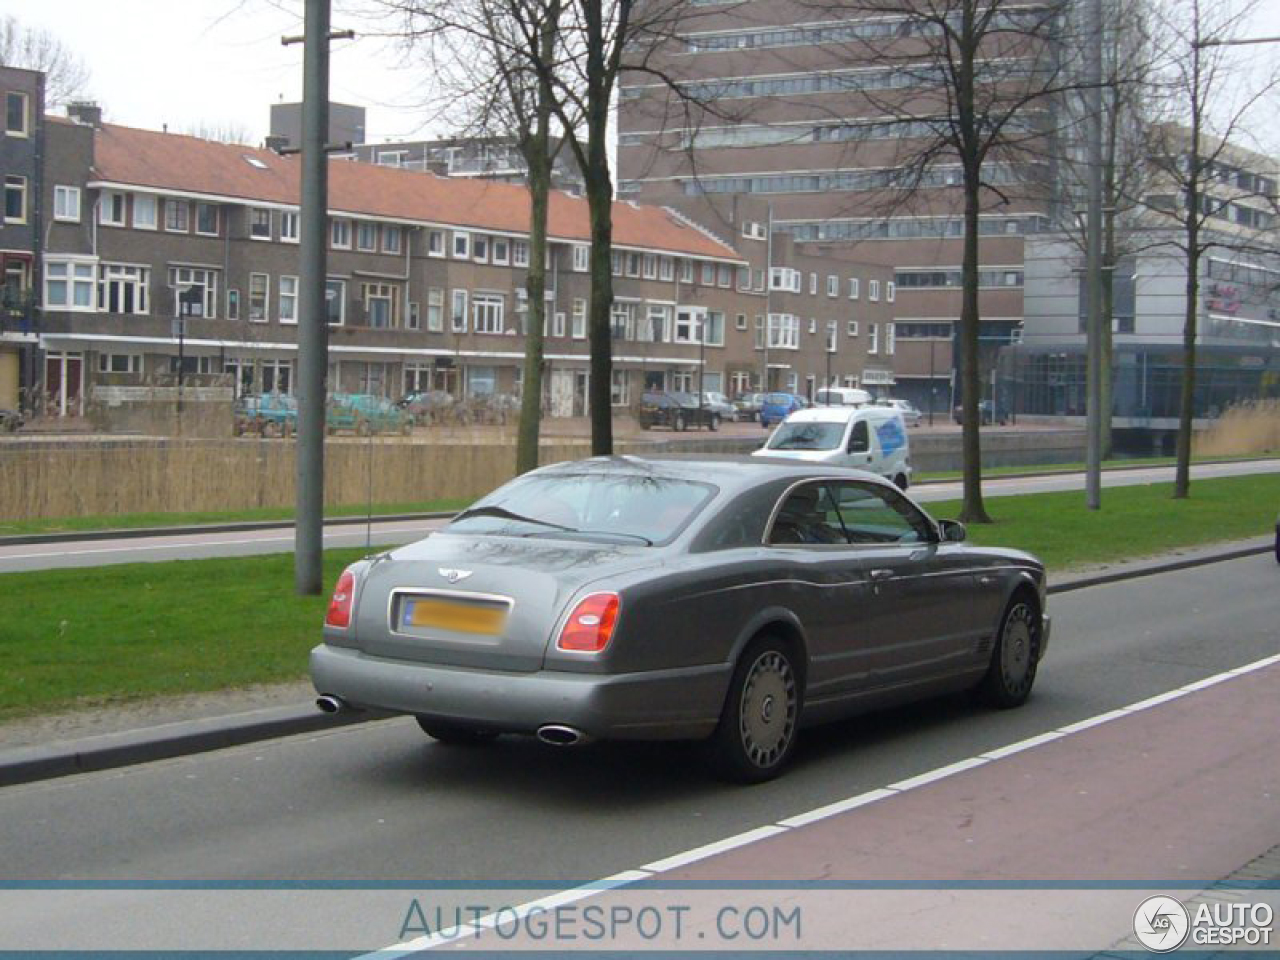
{"left": 0, "top": 537, "right": 1273, "bottom": 790}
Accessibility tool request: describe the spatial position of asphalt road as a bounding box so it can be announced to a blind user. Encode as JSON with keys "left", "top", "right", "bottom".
{"left": 2, "top": 458, "right": 1277, "bottom": 573}
{"left": 1, "top": 553, "right": 1276, "bottom": 892}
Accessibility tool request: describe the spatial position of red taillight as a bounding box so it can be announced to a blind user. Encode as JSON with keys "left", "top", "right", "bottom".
{"left": 557, "top": 593, "right": 620, "bottom": 653}
{"left": 326, "top": 568, "right": 356, "bottom": 628}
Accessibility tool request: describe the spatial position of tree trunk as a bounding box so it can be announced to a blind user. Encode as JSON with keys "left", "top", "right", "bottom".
{"left": 582, "top": 0, "right": 615, "bottom": 456}
{"left": 1175, "top": 227, "right": 1198, "bottom": 499}
{"left": 1100, "top": 244, "right": 1114, "bottom": 461}
{"left": 959, "top": 169, "right": 990, "bottom": 523}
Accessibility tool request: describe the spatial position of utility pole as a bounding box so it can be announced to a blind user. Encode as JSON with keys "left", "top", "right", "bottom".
{"left": 762, "top": 203, "right": 773, "bottom": 394}
{"left": 289, "top": 0, "right": 340, "bottom": 594}
{"left": 1084, "top": 0, "right": 1104, "bottom": 510}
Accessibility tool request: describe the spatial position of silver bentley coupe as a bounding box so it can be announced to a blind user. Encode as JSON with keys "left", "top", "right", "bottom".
{"left": 311, "top": 456, "right": 1050, "bottom": 782}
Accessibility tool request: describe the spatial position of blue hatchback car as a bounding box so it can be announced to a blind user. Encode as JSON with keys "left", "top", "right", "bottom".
{"left": 760, "top": 392, "right": 807, "bottom": 428}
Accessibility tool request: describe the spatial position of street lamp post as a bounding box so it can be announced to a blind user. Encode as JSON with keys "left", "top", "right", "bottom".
{"left": 928, "top": 336, "right": 936, "bottom": 426}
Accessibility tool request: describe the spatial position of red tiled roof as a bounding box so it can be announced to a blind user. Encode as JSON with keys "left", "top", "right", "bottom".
{"left": 89, "top": 123, "right": 740, "bottom": 261}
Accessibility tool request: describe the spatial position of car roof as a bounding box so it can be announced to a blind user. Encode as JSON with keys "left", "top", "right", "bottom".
{"left": 783, "top": 406, "right": 897, "bottom": 424}
{"left": 529, "top": 455, "right": 890, "bottom": 497}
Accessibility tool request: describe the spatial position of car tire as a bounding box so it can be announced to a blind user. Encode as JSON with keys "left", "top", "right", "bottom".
{"left": 674, "top": 411, "right": 687, "bottom": 432}
{"left": 976, "top": 593, "right": 1041, "bottom": 709}
{"left": 894, "top": 473, "right": 909, "bottom": 490}
{"left": 262, "top": 421, "right": 281, "bottom": 439}
{"left": 710, "top": 414, "right": 720, "bottom": 432}
{"left": 415, "top": 717, "right": 500, "bottom": 745}
{"left": 704, "top": 636, "right": 802, "bottom": 784}
{"left": 639, "top": 421, "right": 651, "bottom": 431}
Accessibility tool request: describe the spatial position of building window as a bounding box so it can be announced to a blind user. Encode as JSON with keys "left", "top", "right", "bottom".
{"left": 827, "top": 320, "right": 838, "bottom": 352}
{"left": 426, "top": 287, "right": 444, "bottom": 332}
{"left": 715, "top": 264, "right": 730, "bottom": 288}
{"left": 770, "top": 267, "right": 802, "bottom": 292}
{"left": 330, "top": 218, "right": 351, "bottom": 249}
{"left": 248, "top": 273, "right": 269, "bottom": 322}
{"left": 281, "top": 211, "right": 299, "bottom": 242}
{"left": 195, "top": 202, "right": 219, "bottom": 236}
{"left": 736, "top": 312, "right": 747, "bottom": 330}
{"left": 868, "top": 323, "right": 879, "bottom": 353}
{"left": 885, "top": 322, "right": 895, "bottom": 355}
{"left": 679, "top": 259, "right": 694, "bottom": 283}
{"left": 611, "top": 369, "right": 631, "bottom": 406}
{"left": 705, "top": 310, "right": 726, "bottom": 346}
{"left": 406, "top": 300, "right": 420, "bottom": 330}
{"left": 886, "top": 281, "right": 896, "bottom": 302}
{"left": 492, "top": 237, "right": 509, "bottom": 264}
{"left": 827, "top": 275, "right": 839, "bottom": 297}
{"left": 227, "top": 288, "right": 240, "bottom": 320}
{"left": 659, "top": 257, "right": 674, "bottom": 281}
{"left": 383, "top": 225, "right": 402, "bottom": 254}
{"left": 611, "top": 250, "right": 624, "bottom": 276}
{"left": 97, "top": 191, "right": 126, "bottom": 227}
{"left": 642, "top": 304, "right": 670, "bottom": 342}
{"left": 473, "top": 235, "right": 489, "bottom": 262}
{"left": 553, "top": 311, "right": 566, "bottom": 337}
{"left": 672, "top": 371, "right": 694, "bottom": 392}
{"left": 737, "top": 266, "right": 752, "bottom": 291}
{"left": 451, "top": 289, "right": 468, "bottom": 331}
{"left": 767, "top": 313, "right": 799, "bottom": 350}
{"left": 44, "top": 260, "right": 96, "bottom": 310}
{"left": 279, "top": 276, "right": 298, "bottom": 324}
{"left": 262, "top": 359, "right": 292, "bottom": 395}
{"left": 98, "top": 264, "right": 149, "bottom": 315}
{"left": 363, "top": 282, "right": 397, "bottom": 328}
{"left": 169, "top": 267, "right": 218, "bottom": 318}
{"left": 404, "top": 362, "right": 430, "bottom": 393}
{"left": 869, "top": 279, "right": 880, "bottom": 301}
{"left": 700, "top": 262, "right": 715, "bottom": 285}
{"left": 847, "top": 320, "right": 859, "bottom": 337}
{"left": 133, "top": 194, "right": 157, "bottom": 230}
{"left": 165, "top": 199, "right": 190, "bottom": 232}
{"left": 643, "top": 254, "right": 658, "bottom": 279}
{"left": 428, "top": 229, "right": 445, "bottom": 257}
{"left": 809, "top": 273, "right": 818, "bottom": 295}
{"left": 512, "top": 240, "right": 529, "bottom": 267}
{"left": 452, "top": 231, "right": 471, "bottom": 259}
{"left": 357, "top": 221, "right": 378, "bottom": 251}
{"left": 674, "top": 307, "right": 701, "bottom": 343}
{"left": 5, "top": 92, "right": 29, "bottom": 136}
{"left": 611, "top": 302, "right": 634, "bottom": 341}
{"left": 54, "top": 186, "right": 81, "bottom": 222}
{"left": 326, "top": 279, "right": 345, "bottom": 326}
{"left": 250, "top": 208, "right": 272, "bottom": 240}
{"left": 572, "top": 298, "right": 587, "bottom": 339}
{"left": 472, "top": 293, "right": 504, "bottom": 334}
{"left": 848, "top": 277, "right": 860, "bottom": 299}
{"left": 97, "top": 353, "right": 141, "bottom": 374}
{"left": 808, "top": 317, "right": 817, "bottom": 335}
{"left": 466, "top": 366, "right": 497, "bottom": 397}
{"left": 573, "top": 244, "right": 589, "bottom": 272}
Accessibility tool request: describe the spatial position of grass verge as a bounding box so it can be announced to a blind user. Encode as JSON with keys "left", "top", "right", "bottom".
{"left": 915, "top": 451, "right": 1279, "bottom": 483}
{"left": 0, "top": 499, "right": 472, "bottom": 538}
{"left": 0, "top": 473, "right": 1275, "bottom": 723}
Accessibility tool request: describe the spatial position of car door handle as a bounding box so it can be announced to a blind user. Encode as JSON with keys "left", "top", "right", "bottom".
{"left": 978, "top": 575, "right": 997, "bottom": 586}
{"left": 869, "top": 568, "right": 894, "bottom": 581}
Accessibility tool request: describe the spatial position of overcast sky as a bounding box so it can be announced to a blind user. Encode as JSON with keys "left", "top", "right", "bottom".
{"left": 7, "top": 0, "right": 1280, "bottom": 153}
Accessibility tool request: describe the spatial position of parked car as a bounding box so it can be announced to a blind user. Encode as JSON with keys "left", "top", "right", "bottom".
{"left": 754, "top": 405, "right": 913, "bottom": 488}
{"left": 733, "top": 392, "right": 764, "bottom": 422}
{"left": 814, "top": 386, "right": 871, "bottom": 407}
{"left": 328, "top": 393, "right": 411, "bottom": 435}
{"left": 760, "top": 392, "right": 807, "bottom": 428}
{"left": 700, "top": 391, "right": 737, "bottom": 422}
{"left": 0, "top": 408, "right": 23, "bottom": 433}
{"left": 311, "top": 456, "right": 1050, "bottom": 782}
{"left": 1274, "top": 511, "right": 1279, "bottom": 564}
{"left": 953, "top": 400, "right": 1007, "bottom": 426}
{"left": 397, "top": 390, "right": 455, "bottom": 426}
{"left": 876, "top": 397, "right": 923, "bottom": 427}
{"left": 233, "top": 393, "right": 297, "bottom": 437}
{"left": 637, "top": 391, "right": 720, "bottom": 431}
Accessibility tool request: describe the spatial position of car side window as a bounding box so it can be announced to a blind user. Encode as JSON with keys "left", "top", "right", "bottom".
{"left": 848, "top": 420, "right": 870, "bottom": 453}
{"left": 830, "top": 482, "right": 932, "bottom": 545}
{"left": 768, "top": 482, "right": 847, "bottom": 545}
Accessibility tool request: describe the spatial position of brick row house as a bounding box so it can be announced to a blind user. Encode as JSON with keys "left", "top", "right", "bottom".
{"left": 0, "top": 66, "right": 43, "bottom": 412}
{"left": 6, "top": 68, "right": 912, "bottom": 421}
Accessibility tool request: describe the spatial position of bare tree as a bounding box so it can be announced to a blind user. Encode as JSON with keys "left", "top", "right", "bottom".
{"left": 0, "top": 15, "right": 90, "bottom": 106}
{"left": 181, "top": 121, "right": 256, "bottom": 145}
{"left": 1140, "top": 0, "right": 1280, "bottom": 498}
{"left": 790, "top": 0, "right": 1095, "bottom": 522}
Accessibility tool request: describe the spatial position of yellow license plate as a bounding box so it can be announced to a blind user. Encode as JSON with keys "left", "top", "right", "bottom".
{"left": 403, "top": 598, "right": 507, "bottom": 635}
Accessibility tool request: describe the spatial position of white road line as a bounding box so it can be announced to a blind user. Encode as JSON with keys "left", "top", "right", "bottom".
{"left": 355, "top": 657, "right": 1280, "bottom": 958}
{"left": 0, "top": 526, "right": 435, "bottom": 562}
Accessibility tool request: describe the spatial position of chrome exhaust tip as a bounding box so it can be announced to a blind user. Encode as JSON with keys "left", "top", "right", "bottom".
{"left": 316, "top": 694, "right": 347, "bottom": 714}
{"left": 536, "top": 724, "right": 589, "bottom": 746}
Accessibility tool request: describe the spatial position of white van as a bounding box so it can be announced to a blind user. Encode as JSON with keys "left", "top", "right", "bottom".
{"left": 752, "top": 405, "right": 913, "bottom": 488}
{"left": 814, "top": 386, "right": 871, "bottom": 407}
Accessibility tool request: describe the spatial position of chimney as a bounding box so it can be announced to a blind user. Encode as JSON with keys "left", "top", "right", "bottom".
{"left": 264, "top": 134, "right": 290, "bottom": 154}
{"left": 67, "top": 101, "right": 102, "bottom": 127}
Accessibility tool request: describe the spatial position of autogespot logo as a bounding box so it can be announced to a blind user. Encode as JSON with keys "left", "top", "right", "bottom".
{"left": 1134, "top": 895, "right": 1191, "bottom": 953}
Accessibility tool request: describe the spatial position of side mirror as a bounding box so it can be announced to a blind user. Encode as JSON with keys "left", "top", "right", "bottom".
{"left": 938, "top": 519, "right": 967, "bottom": 543}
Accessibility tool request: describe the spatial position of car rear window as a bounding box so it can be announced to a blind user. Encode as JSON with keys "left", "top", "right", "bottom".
{"left": 449, "top": 472, "right": 718, "bottom": 545}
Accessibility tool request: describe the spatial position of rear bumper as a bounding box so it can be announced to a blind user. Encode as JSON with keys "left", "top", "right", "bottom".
{"left": 310, "top": 644, "right": 729, "bottom": 740}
